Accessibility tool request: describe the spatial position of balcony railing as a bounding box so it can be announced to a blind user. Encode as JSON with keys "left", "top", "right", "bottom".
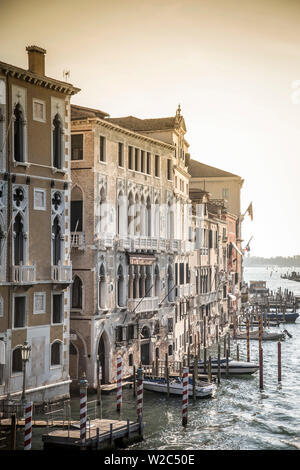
{"left": 51, "top": 264, "right": 72, "bottom": 283}
{"left": 71, "top": 232, "right": 85, "bottom": 250}
{"left": 128, "top": 296, "right": 159, "bottom": 314}
{"left": 198, "top": 291, "right": 218, "bottom": 305}
{"left": 97, "top": 234, "right": 114, "bottom": 249}
{"left": 12, "top": 264, "right": 36, "bottom": 283}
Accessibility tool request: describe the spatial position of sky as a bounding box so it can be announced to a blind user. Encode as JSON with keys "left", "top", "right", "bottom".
{"left": 1, "top": 0, "right": 300, "bottom": 257}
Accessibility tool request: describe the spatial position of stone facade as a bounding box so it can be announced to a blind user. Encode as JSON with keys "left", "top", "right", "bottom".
{"left": 0, "top": 46, "right": 79, "bottom": 404}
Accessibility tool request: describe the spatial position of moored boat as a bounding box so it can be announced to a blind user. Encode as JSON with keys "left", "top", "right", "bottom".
{"left": 265, "top": 312, "right": 299, "bottom": 323}
{"left": 192, "top": 358, "right": 259, "bottom": 376}
{"left": 143, "top": 376, "right": 215, "bottom": 398}
{"left": 234, "top": 329, "right": 285, "bottom": 341}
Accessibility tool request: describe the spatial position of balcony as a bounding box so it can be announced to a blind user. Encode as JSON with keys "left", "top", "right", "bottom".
{"left": 177, "top": 284, "right": 193, "bottom": 298}
{"left": 97, "top": 233, "right": 114, "bottom": 250}
{"left": 128, "top": 296, "right": 159, "bottom": 314}
{"left": 71, "top": 232, "right": 85, "bottom": 250}
{"left": 132, "top": 236, "right": 159, "bottom": 251}
{"left": 117, "top": 236, "right": 130, "bottom": 250}
{"left": 12, "top": 264, "right": 36, "bottom": 284}
{"left": 51, "top": 264, "right": 72, "bottom": 283}
{"left": 198, "top": 291, "right": 218, "bottom": 305}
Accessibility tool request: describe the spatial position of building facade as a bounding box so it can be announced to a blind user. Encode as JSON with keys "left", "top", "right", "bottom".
{"left": 0, "top": 46, "right": 79, "bottom": 403}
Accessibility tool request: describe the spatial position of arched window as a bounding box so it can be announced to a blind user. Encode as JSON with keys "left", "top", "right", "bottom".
{"left": 99, "top": 264, "right": 106, "bottom": 308}
{"left": 52, "top": 216, "right": 61, "bottom": 265}
{"left": 134, "top": 194, "right": 140, "bottom": 235}
{"left": 154, "top": 199, "right": 160, "bottom": 237}
{"left": 51, "top": 341, "right": 62, "bottom": 366}
{"left": 129, "top": 353, "right": 133, "bottom": 367}
{"left": 154, "top": 265, "right": 160, "bottom": 297}
{"left": 141, "top": 326, "right": 150, "bottom": 339}
{"left": 71, "top": 186, "right": 83, "bottom": 232}
{"left": 117, "top": 265, "right": 125, "bottom": 307}
{"left": 145, "top": 266, "right": 152, "bottom": 297}
{"left": 168, "top": 344, "right": 173, "bottom": 356}
{"left": 12, "top": 347, "right": 22, "bottom": 373}
{"left": 133, "top": 265, "right": 139, "bottom": 299}
{"left": 139, "top": 266, "right": 145, "bottom": 298}
{"left": 168, "top": 265, "right": 174, "bottom": 302}
{"left": 13, "top": 213, "right": 24, "bottom": 265}
{"left": 146, "top": 196, "right": 151, "bottom": 237}
{"left": 128, "top": 192, "right": 134, "bottom": 236}
{"left": 53, "top": 113, "right": 62, "bottom": 169}
{"left": 14, "top": 104, "right": 24, "bottom": 162}
{"left": 72, "top": 275, "right": 83, "bottom": 309}
{"left": 99, "top": 187, "right": 106, "bottom": 233}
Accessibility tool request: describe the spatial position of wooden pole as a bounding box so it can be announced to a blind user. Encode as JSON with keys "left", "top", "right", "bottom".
{"left": 182, "top": 367, "right": 189, "bottom": 426}
{"left": 217, "top": 343, "right": 221, "bottom": 385}
{"left": 246, "top": 315, "right": 250, "bottom": 362}
{"left": 165, "top": 354, "right": 170, "bottom": 398}
{"left": 133, "top": 365, "right": 136, "bottom": 397}
{"left": 278, "top": 340, "right": 282, "bottom": 383}
{"left": 208, "top": 356, "right": 212, "bottom": 383}
{"left": 226, "top": 349, "right": 229, "bottom": 378}
{"left": 116, "top": 356, "right": 122, "bottom": 412}
{"left": 97, "top": 356, "right": 101, "bottom": 406}
{"left": 227, "top": 332, "right": 230, "bottom": 357}
{"left": 259, "top": 347, "right": 263, "bottom": 390}
{"left": 193, "top": 359, "right": 196, "bottom": 401}
{"left": 236, "top": 343, "right": 239, "bottom": 361}
{"left": 223, "top": 335, "right": 226, "bottom": 356}
{"left": 203, "top": 347, "right": 207, "bottom": 374}
{"left": 167, "top": 367, "right": 170, "bottom": 398}
{"left": 10, "top": 413, "right": 16, "bottom": 450}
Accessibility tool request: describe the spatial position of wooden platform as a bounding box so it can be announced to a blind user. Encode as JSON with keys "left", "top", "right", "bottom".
{"left": 101, "top": 381, "right": 132, "bottom": 393}
{"left": 42, "top": 418, "right": 143, "bottom": 450}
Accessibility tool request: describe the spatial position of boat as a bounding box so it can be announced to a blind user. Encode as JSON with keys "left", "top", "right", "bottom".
{"left": 234, "top": 329, "right": 285, "bottom": 341}
{"left": 143, "top": 376, "right": 215, "bottom": 398}
{"left": 191, "top": 358, "right": 259, "bottom": 376}
{"left": 265, "top": 312, "right": 299, "bottom": 323}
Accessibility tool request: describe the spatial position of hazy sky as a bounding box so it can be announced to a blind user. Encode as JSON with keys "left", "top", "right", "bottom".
{"left": 1, "top": 0, "right": 300, "bottom": 257}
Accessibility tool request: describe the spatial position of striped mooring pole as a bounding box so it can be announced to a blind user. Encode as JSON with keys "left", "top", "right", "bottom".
{"left": 117, "top": 356, "right": 122, "bottom": 411}
{"left": 137, "top": 367, "right": 143, "bottom": 424}
{"left": 24, "top": 401, "right": 33, "bottom": 450}
{"left": 80, "top": 373, "right": 88, "bottom": 445}
{"left": 182, "top": 367, "right": 189, "bottom": 426}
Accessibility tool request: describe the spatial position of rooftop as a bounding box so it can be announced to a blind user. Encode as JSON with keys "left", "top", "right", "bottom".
{"left": 71, "top": 104, "right": 109, "bottom": 120}
{"left": 189, "top": 159, "right": 240, "bottom": 178}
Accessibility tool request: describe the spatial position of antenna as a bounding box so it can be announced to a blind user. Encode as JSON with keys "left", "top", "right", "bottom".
{"left": 63, "top": 70, "right": 70, "bottom": 82}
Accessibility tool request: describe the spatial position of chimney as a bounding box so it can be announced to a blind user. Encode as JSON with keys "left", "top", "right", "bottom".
{"left": 26, "top": 45, "right": 46, "bottom": 75}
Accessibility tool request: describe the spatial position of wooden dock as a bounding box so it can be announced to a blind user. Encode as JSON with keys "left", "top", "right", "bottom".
{"left": 42, "top": 418, "right": 144, "bottom": 450}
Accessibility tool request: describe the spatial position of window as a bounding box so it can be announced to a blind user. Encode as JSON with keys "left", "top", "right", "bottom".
{"left": 146, "top": 152, "right": 151, "bottom": 174}
{"left": 155, "top": 155, "right": 160, "bottom": 177}
{"left": 129, "top": 353, "right": 133, "bottom": 366}
{"left": 128, "top": 146, "right": 133, "bottom": 169}
{"left": 115, "top": 326, "right": 123, "bottom": 342}
{"left": 140, "top": 150, "right": 145, "bottom": 173}
{"left": 167, "top": 318, "right": 173, "bottom": 333}
{"left": 127, "top": 324, "right": 135, "bottom": 340}
{"left": 13, "top": 213, "right": 25, "bottom": 265}
{"left": 168, "top": 344, "right": 173, "bottom": 356}
{"left": 52, "top": 216, "right": 62, "bottom": 265}
{"left": 53, "top": 293, "right": 63, "bottom": 324}
{"left": 222, "top": 188, "right": 229, "bottom": 199}
{"left": 118, "top": 142, "right": 124, "bottom": 167}
{"left": 12, "top": 347, "right": 22, "bottom": 373}
{"left": 33, "top": 99, "right": 46, "bottom": 123}
{"left": 14, "top": 296, "right": 26, "bottom": 328}
{"left": 135, "top": 148, "right": 139, "bottom": 171}
{"left": 34, "top": 292, "right": 46, "bottom": 314}
{"left": 71, "top": 134, "right": 83, "bottom": 160}
{"left": 14, "top": 104, "right": 24, "bottom": 162}
{"left": 167, "top": 159, "right": 172, "bottom": 180}
{"left": 99, "top": 136, "right": 106, "bottom": 162}
{"left": 99, "top": 264, "right": 106, "bottom": 308}
{"left": 51, "top": 341, "right": 62, "bottom": 366}
{"left": 72, "top": 275, "right": 83, "bottom": 309}
{"left": 53, "top": 113, "right": 63, "bottom": 169}
{"left": 0, "top": 296, "right": 3, "bottom": 317}
{"left": 179, "top": 263, "right": 184, "bottom": 285}
{"left": 71, "top": 200, "right": 83, "bottom": 232}
{"left": 34, "top": 188, "right": 46, "bottom": 211}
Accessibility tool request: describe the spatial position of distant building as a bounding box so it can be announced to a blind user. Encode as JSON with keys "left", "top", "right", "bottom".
{"left": 0, "top": 46, "right": 79, "bottom": 403}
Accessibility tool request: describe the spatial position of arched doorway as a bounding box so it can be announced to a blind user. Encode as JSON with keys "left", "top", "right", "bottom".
{"left": 140, "top": 326, "right": 151, "bottom": 365}
{"left": 98, "top": 333, "right": 109, "bottom": 384}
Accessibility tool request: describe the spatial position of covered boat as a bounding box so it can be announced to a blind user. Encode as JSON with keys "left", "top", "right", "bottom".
{"left": 234, "top": 329, "right": 285, "bottom": 341}
{"left": 265, "top": 312, "right": 299, "bottom": 323}
{"left": 192, "top": 358, "right": 259, "bottom": 376}
{"left": 143, "top": 376, "right": 215, "bottom": 398}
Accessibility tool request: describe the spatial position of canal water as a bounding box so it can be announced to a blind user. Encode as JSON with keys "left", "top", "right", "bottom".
{"left": 26, "top": 266, "right": 299, "bottom": 450}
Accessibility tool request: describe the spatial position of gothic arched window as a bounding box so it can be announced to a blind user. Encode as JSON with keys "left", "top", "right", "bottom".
{"left": 14, "top": 104, "right": 24, "bottom": 162}
{"left": 12, "top": 347, "right": 22, "bottom": 373}
{"left": 99, "top": 264, "right": 106, "bottom": 308}
{"left": 117, "top": 265, "right": 125, "bottom": 307}
{"left": 72, "top": 275, "right": 83, "bottom": 309}
{"left": 53, "top": 113, "right": 63, "bottom": 169}
{"left": 13, "top": 213, "right": 24, "bottom": 265}
{"left": 52, "top": 216, "right": 61, "bottom": 265}
{"left": 51, "top": 341, "right": 62, "bottom": 366}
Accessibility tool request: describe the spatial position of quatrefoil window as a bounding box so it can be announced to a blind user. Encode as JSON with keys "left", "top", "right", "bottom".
{"left": 13, "top": 187, "right": 24, "bottom": 207}
{"left": 52, "top": 192, "right": 62, "bottom": 210}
